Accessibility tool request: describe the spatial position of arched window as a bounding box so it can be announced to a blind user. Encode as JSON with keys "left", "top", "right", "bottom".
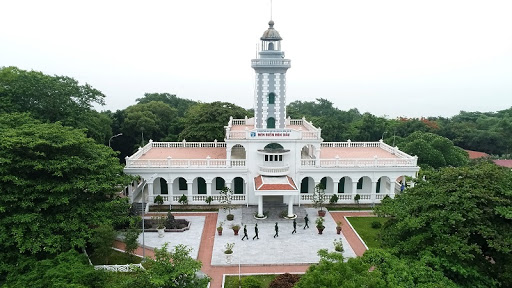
{"left": 268, "top": 92, "right": 275, "bottom": 104}
{"left": 268, "top": 42, "right": 274, "bottom": 50}
{"left": 197, "top": 178, "right": 206, "bottom": 194}
{"left": 267, "top": 117, "right": 275, "bottom": 128}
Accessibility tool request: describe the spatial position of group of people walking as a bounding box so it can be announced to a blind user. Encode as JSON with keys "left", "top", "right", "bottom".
{"left": 239, "top": 214, "right": 310, "bottom": 240}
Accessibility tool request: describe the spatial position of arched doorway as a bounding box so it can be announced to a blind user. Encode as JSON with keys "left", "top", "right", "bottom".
{"left": 267, "top": 117, "right": 275, "bottom": 128}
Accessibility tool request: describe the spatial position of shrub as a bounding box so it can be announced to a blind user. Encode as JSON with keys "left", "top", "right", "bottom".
{"left": 329, "top": 194, "right": 339, "bottom": 204}
{"left": 371, "top": 221, "right": 382, "bottom": 229}
{"left": 269, "top": 273, "right": 300, "bottom": 288}
{"left": 178, "top": 194, "right": 188, "bottom": 205}
{"left": 242, "top": 276, "right": 262, "bottom": 288}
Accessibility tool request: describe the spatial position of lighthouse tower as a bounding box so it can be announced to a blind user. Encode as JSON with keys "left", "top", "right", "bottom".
{"left": 252, "top": 20, "right": 291, "bottom": 129}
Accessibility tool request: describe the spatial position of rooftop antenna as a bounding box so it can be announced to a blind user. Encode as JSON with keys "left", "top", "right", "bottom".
{"left": 270, "top": 0, "right": 273, "bottom": 20}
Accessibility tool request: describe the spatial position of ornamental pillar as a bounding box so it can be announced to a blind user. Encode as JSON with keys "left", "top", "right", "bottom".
{"left": 287, "top": 195, "right": 295, "bottom": 217}
{"left": 257, "top": 195, "right": 264, "bottom": 217}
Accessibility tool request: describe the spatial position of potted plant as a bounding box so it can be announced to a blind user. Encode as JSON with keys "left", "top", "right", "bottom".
{"left": 231, "top": 224, "right": 241, "bottom": 235}
{"left": 178, "top": 194, "right": 188, "bottom": 205}
{"left": 336, "top": 221, "right": 342, "bottom": 234}
{"left": 224, "top": 242, "right": 235, "bottom": 264}
{"left": 354, "top": 193, "right": 361, "bottom": 210}
{"left": 333, "top": 238, "right": 344, "bottom": 253}
{"left": 220, "top": 187, "right": 236, "bottom": 221}
{"left": 154, "top": 195, "right": 164, "bottom": 206}
{"left": 329, "top": 194, "right": 339, "bottom": 205}
{"left": 217, "top": 222, "right": 224, "bottom": 236}
{"left": 205, "top": 196, "right": 213, "bottom": 205}
{"left": 152, "top": 216, "right": 166, "bottom": 238}
{"left": 313, "top": 183, "right": 327, "bottom": 217}
{"left": 316, "top": 217, "right": 325, "bottom": 234}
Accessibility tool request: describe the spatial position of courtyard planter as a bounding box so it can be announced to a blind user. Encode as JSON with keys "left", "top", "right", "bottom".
{"left": 318, "top": 210, "right": 326, "bottom": 217}
{"left": 336, "top": 226, "right": 342, "bottom": 234}
{"left": 157, "top": 228, "right": 165, "bottom": 238}
{"left": 317, "top": 226, "right": 325, "bottom": 234}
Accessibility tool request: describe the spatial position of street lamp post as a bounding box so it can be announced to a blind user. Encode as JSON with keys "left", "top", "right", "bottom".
{"left": 109, "top": 133, "right": 123, "bottom": 147}
{"left": 141, "top": 174, "right": 157, "bottom": 259}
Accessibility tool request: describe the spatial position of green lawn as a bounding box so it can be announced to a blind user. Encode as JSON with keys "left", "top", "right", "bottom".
{"left": 346, "top": 217, "right": 388, "bottom": 249}
{"left": 224, "top": 275, "right": 277, "bottom": 288}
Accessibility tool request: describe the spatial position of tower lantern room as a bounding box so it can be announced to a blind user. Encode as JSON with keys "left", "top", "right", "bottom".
{"left": 252, "top": 20, "right": 291, "bottom": 129}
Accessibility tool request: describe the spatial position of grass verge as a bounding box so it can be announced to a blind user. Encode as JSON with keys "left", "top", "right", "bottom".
{"left": 224, "top": 275, "right": 277, "bottom": 288}
{"left": 346, "top": 217, "right": 387, "bottom": 249}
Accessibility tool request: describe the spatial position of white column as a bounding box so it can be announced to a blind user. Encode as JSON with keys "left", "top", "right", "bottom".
{"left": 147, "top": 182, "right": 154, "bottom": 203}
{"left": 206, "top": 181, "right": 212, "bottom": 196}
{"left": 287, "top": 195, "right": 294, "bottom": 217}
{"left": 187, "top": 182, "right": 193, "bottom": 198}
{"left": 167, "top": 181, "right": 173, "bottom": 202}
{"left": 333, "top": 181, "right": 339, "bottom": 194}
{"left": 257, "top": 195, "right": 263, "bottom": 217}
{"left": 371, "top": 181, "right": 377, "bottom": 203}
{"left": 352, "top": 181, "right": 358, "bottom": 199}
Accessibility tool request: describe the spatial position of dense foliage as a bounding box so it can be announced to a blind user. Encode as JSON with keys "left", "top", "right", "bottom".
{"left": 3, "top": 250, "right": 107, "bottom": 288}
{"left": 0, "top": 113, "right": 132, "bottom": 285}
{"left": 376, "top": 161, "right": 512, "bottom": 287}
{"left": 0, "top": 66, "right": 112, "bottom": 144}
{"left": 296, "top": 249, "right": 456, "bottom": 287}
{"left": 122, "top": 243, "right": 209, "bottom": 288}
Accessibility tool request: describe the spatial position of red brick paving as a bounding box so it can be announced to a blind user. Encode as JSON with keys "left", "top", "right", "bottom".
{"left": 114, "top": 211, "right": 375, "bottom": 288}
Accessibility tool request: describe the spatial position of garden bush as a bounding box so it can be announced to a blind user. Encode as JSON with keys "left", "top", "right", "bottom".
{"left": 268, "top": 273, "right": 300, "bottom": 288}
{"left": 241, "top": 276, "right": 262, "bottom": 288}
{"left": 371, "top": 221, "right": 382, "bottom": 229}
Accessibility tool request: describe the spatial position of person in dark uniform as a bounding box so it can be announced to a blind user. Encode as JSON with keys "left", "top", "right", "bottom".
{"left": 274, "top": 222, "right": 279, "bottom": 238}
{"left": 241, "top": 224, "right": 248, "bottom": 240}
{"left": 292, "top": 219, "right": 297, "bottom": 234}
{"left": 304, "top": 214, "right": 310, "bottom": 229}
{"left": 253, "top": 223, "right": 259, "bottom": 240}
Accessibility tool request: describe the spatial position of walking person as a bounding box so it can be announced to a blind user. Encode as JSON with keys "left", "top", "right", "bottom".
{"left": 253, "top": 223, "right": 259, "bottom": 240}
{"left": 274, "top": 222, "right": 279, "bottom": 238}
{"left": 292, "top": 219, "right": 297, "bottom": 234}
{"left": 241, "top": 224, "right": 249, "bottom": 240}
{"left": 304, "top": 214, "right": 310, "bottom": 229}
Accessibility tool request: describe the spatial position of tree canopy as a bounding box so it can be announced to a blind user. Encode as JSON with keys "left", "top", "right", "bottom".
{"left": 376, "top": 161, "right": 512, "bottom": 287}
{"left": 0, "top": 66, "right": 112, "bottom": 143}
{"left": 0, "top": 113, "right": 131, "bottom": 256}
{"left": 179, "top": 101, "right": 248, "bottom": 142}
{"left": 393, "top": 131, "right": 468, "bottom": 168}
{"left": 295, "top": 249, "right": 457, "bottom": 288}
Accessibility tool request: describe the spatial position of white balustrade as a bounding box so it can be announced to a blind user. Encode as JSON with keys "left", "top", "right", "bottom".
{"left": 126, "top": 158, "right": 246, "bottom": 168}
{"left": 258, "top": 165, "right": 289, "bottom": 176}
{"left": 94, "top": 264, "right": 144, "bottom": 272}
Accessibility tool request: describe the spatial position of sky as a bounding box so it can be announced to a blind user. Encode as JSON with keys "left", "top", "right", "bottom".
{"left": 1, "top": 0, "right": 511, "bottom": 118}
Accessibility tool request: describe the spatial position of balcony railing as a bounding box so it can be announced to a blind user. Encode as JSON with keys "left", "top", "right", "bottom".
{"left": 258, "top": 165, "right": 290, "bottom": 176}
{"left": 126, "top": 158, "right": 246, "bottom": 168}
{"left": 300, "top": 157, "right": 417, "bottom": 168}
{"left": 300, "top": 193, "right": 393, "bottom": 203}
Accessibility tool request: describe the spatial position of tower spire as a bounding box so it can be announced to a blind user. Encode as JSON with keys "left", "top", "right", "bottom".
{"left": 270, "top": 0, "right": 273, "bottom": 20}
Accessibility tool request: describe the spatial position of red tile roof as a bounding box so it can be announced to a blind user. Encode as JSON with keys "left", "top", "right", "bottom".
{"left": 494, "top": 160, "right": 512, "bottom": 168}
{"left": 254, "top": 175, "right": 298, "bottom": 191}
{"left": 465, "top": 150, "right": 489, "bottom": 159}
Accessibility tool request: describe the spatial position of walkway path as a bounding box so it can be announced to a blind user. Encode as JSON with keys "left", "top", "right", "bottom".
{"left": 114, "top": 210, "right": 375, "bottom": 288}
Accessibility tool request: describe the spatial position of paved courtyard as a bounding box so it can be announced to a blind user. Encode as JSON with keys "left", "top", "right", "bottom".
{"left": 138, "top": 207, "right": 356, "bottom": 266}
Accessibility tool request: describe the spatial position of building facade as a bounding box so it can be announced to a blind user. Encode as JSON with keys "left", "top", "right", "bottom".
{"left": 124, "top": 21, "right": 420, "bottom": 216}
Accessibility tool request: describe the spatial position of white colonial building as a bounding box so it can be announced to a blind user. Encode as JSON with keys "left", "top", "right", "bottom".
{"left": 124, "top": 21, "right": 419, "bottom": 217}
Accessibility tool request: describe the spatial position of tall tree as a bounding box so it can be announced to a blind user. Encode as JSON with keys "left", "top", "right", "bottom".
{"left": 0, "top": 113, "right": 131, "bottom": 256}
{"left": 136, "top": 93, "right": 196, "bottom": 117}
{"left": 376, "top": 161, "right": 512, "bottom": 287}
{"left": 395, "top": 131, "right": 468, "bottom": 168}
{"left": 179, "top": 101, "right": 248, "bottom": 142}
{"left": 0, "top": 66, "right": 109, "bottom": 143}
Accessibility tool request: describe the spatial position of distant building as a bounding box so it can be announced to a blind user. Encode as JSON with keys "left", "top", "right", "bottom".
{"left": 124, "top": 21, "right": 420, "bottom": 216}
{"left": 465, "top": 150, "right": 490, "bottom": 159}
